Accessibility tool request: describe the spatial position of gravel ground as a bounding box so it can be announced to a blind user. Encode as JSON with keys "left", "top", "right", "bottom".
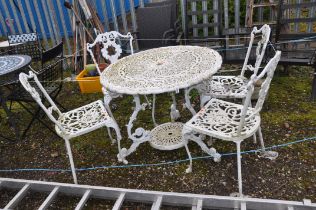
{"left": 0, "top": 66, "right": 315, "bottom": 209}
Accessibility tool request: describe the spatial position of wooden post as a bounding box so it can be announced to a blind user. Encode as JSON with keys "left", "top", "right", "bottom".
{"left": 245, "top": 0, "right": 253, "bottom": 27}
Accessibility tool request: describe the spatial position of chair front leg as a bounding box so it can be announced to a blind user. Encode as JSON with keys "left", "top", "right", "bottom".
{"left": 182, "top": 125, "right": 193, "bottom": 173}
{"left": 235, "top": 141, "right": 243, "bottom": 197}
{"left": 64, "top": 138, "right": 78, "bottom": 184}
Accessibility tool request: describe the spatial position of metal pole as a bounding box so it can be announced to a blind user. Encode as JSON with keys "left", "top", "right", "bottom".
{"left": 180, "top": 0, "right": 187, "bottom": 42}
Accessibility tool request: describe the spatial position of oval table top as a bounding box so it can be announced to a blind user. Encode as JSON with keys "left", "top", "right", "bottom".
{"left": 100, "top": 45, "right": 222, "bottom": 95}
{"left": 0, "top": 55, "right": 32, "bottom": 76}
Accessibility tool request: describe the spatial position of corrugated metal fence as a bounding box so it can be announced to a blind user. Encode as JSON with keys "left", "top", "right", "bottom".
{"left": 0, "top": 0, "right": 148, "bottom": 54}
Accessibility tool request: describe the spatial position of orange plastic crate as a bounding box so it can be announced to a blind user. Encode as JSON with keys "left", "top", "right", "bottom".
{"left": 76, "top": 69, "right": 102, "bottom": 93}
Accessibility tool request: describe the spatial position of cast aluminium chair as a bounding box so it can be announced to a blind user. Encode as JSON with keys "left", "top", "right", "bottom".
{"left": 87, "top": 31, "right": 152, "bottom": 131}
{"left": 19, "top": 71, "right": 122, "bottom": 184}
{"left": 194, "top": 24, "right": 271, "bottom": 107}
{"left": 7, "top": 42, "right": 64, "bottom": 139}
{"left": 182, "top": 51, "right": 281, "bottom": 196}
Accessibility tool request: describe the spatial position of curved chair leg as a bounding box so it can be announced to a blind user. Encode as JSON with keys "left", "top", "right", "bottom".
{"left": 104, "top": 119, "right": 126, "bottom": 164}
{"left": 144, "top": 95, "right": 151, "bottom": 109}
{"left": 152, "top": 94, "right": 158, "bottom": 126}
{"left": 253, "top": 133, "right": 257, "bottom": 144}
{"left": 200, "top": 94, "right": 211, "bottom": 108}
{"left": 106, "top": 127, "right": 116, "bottom": 144}
{"left": 235, "top": 141, "right": 243, "bottom": 196}
{"left": 170, "top": 92, "right": 180, "bottom": 121}
{"left": 257, "top": 126, "right": 278, "bottom": 160}
{"left": 64, "top": 138, "right": 78, "bottom": 184}
{"left": 183, "top": 139, "right": 193, "bottom": 173}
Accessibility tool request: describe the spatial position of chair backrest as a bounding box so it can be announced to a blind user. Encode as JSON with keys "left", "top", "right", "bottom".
{"left": 236, "top": 51, "right": 281, "bottom": 136}
{"left": 8, "top": 32, "right": 38, "bottom": 44}
{"left": 240, "top": 24, "right": 271, "bottom": 78}
{"left": 19, "top": 71, "right": 65, "bottom": 132}
{"left": 87, "top": 31, "right": 134, "bottom": 75}
{"left": 8, "top": 32, "right": 42, "bottom": 61}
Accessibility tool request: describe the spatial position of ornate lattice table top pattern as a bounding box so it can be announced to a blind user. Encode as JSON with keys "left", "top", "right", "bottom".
{"left": 101, "top": 46, "right": 222, "bottom": 95}
{"left": 0, "top": 55, "right": 31, "bottom": 76}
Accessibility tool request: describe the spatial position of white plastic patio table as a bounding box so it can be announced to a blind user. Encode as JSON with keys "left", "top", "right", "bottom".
{"left": 100, "top": 45, "right": 222, "bottom": 163}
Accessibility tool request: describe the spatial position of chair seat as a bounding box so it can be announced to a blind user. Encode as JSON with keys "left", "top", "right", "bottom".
{"left": 201, "top": 76, "right": 248, "bottom": 99}
{"left": 185, "top": 99, "right": 260, "bottom": 141}
{"left": 55, "top": 100, "right": 110, "bottom": 138}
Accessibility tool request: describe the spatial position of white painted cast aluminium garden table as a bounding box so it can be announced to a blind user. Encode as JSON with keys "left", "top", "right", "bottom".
{"left": 100, "top": 45, "right": 222, "bottom": 163}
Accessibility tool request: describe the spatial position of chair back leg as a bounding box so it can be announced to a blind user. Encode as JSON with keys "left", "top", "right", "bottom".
{"left": 64, "top": 138, "right": 78, "bottom": 184}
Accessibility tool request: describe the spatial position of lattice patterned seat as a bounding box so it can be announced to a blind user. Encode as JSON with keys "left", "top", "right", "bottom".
{"left": 183, "top": 51, "right": 281, "bottom": 197}
{"left": 187, "top": 99, "right": 260, "bottom": 142}
{"left": 56, "top": 100, "right": 111, "bottom": 138}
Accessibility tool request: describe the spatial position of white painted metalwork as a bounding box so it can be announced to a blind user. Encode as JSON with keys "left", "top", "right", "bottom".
{"left": 183, "top": 51, "right": 281, "bottom": 196}
{"left": 100, "top": 46, "right": 222, "bottom": 163}
{"left": 196, "top": 24, "right": 271, "bottom": 104}
{"left": 1, "top": 178, "right": 316, "bottom": 210}
{"left": 150, "top": 122, "right": 184, "bottom": 150}
{"left": 101, "top": 46, "right": 222, "bottom": 95}
{"left": 87, "top": 31, "right": 134, "bottom": 74}
{"left": 19, "top": 71, "right": 122, "bottom": 184}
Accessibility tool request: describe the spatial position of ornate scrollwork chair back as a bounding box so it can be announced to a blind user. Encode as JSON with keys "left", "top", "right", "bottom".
{"left": 87, "top": 31, "right": 134, "bottom": 75}
{"left": 240, "top": 24, "right": 271, "bottom": 78}
{"left": 237, "top": 50, "right": 281, "bottom": 136}
{"left": 19, "top": 71, "right": 64, "bottom": 132}
{"left": 193, "top": 24, "right": 271, "bottom": 109}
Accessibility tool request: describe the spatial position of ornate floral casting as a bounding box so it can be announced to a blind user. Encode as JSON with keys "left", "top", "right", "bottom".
{"left": 87, "top": 31, "right": 134, "bottom": 74}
